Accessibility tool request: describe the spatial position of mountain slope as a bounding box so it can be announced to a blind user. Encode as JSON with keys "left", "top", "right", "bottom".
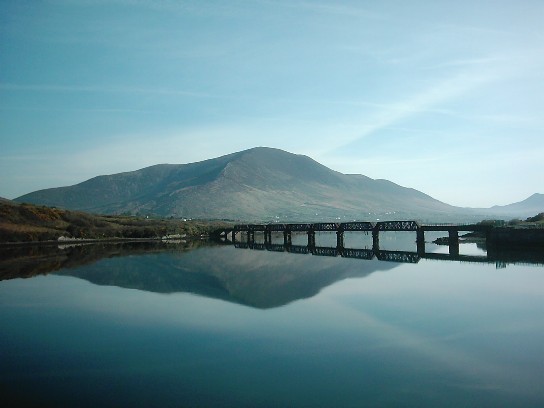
{"left": 15, "top": 147, "right": 464, "bottom": 221}
{"left": 479, "top": 193, "right": 544, "bottom": 218}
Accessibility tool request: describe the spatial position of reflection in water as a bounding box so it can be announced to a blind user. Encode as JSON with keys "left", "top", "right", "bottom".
{"left": 0, "top": 241, "right": 205, "bottom": 280}
{"left": 0, "top": 239, "right": 543, "bottom": 407}
{"left": 1, "top": 242, "right": 397, "bottom": 308}
{"left": 1, "top": 236, "right": 543, "bottom": 308}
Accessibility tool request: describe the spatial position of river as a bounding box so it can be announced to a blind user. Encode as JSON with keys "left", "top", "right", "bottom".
{"left": 1, "top": 234, "right": 543, "bottom": 407}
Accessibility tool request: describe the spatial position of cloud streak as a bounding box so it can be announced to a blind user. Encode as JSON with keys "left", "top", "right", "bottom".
{"left": 331, "top": 69, "right": 502, "bottom": 152}
{"left": 314, "top": 296, "right": 527, "bottom": 393}
{"left": 331, "top": 41, "right": 544, "bottom": 153}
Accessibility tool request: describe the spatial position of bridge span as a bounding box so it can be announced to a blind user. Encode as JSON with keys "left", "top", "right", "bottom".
{"left": 218, "top": 221, "right": 491, "bottom": 257}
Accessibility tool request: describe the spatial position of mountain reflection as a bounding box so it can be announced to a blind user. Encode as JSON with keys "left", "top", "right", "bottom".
{"left": 1, "top": 240, "right": 543, "bottom": 309}
{"left": 0, "top": 242, "right": 396, "bottom": 308}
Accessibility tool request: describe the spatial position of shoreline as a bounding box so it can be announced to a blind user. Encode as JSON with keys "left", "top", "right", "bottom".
{"left": 0, "top": 236, "right": 210, "bottom": 248}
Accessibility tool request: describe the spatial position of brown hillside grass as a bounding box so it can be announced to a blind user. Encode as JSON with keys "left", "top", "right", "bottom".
{"left": 0, "top": 202, "right": 231, "bottom": 243}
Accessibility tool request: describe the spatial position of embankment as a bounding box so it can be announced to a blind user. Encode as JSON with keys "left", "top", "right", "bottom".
{"left": 488, "top": 228, "right": 544, "bottom": 247}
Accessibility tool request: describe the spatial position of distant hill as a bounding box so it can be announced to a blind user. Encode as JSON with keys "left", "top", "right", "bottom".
{"left": 15, "top": 147, "right": 539, "bottom": 222}
{"left": 15, "top": 147, "right": 465, "bottom": 221}
{"left": 479, "top": 193, "right": 544, "bottom": 218}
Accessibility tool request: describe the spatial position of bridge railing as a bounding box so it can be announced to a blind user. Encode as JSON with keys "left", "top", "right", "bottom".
{"left": 340, "top": 222, "right": 374, "bottom": 231}
{"left": 422, "top": 222, "right": 477, "bottom": 227}
{"left": 376, "top": 221, "right": 419, "bottom": 231}
{"left": 232, "top": 221, "right": 497, "bottom": 233}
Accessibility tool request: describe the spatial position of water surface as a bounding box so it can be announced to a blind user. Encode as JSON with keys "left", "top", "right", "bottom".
{"left": 1, "top": 239, "right": 543, "bottom": 407}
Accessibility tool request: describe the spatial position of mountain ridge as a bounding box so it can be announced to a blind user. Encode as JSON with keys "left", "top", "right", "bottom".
{"left": 483, "top": 193, "right": 544, "bottom": 217}
{"left": 14, "top": 147, "right": 541, "bottom": 221}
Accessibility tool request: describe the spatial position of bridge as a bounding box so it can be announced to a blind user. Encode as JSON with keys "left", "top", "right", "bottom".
{"left": 217, "top": 221, "right": 491, "bottom": 257}
{"left": 232, "top": 241, "right": 492, "bottom": 264}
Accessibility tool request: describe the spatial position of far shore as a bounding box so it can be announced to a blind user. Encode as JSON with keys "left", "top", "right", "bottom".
{"left": 0, "top": 235, "right": 210, "bottom": 248}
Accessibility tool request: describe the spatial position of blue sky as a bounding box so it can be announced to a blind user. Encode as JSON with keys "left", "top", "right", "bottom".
{"left": 1, "top": 0, "right": 543, "bottom": 207}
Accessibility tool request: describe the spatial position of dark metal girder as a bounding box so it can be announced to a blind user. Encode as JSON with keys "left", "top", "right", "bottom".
{"left": 313, "top": 222, "right": 339, "bottom": 231}
{"left": 376, "top": 221, "right": 419, "bottom": 231}
{"left": 340, "top": 222, "right": 374, "bottom": 231}
{"left": 286, "top": 223, "right": 312, "bottom": 232}
{"left": 288, "top": 245, "right": 310, "bottom": 254}
{"left": 341, "top": 248, "right": 375, "bottom": 260}
{"left": 376, "top": 250, "right": 420, "bottom": 263}
{"left": 266, "top": 244, "right": 286, "bottom": 252}
{"left": 311, "top": 247, "right": 339, "bottom": 257}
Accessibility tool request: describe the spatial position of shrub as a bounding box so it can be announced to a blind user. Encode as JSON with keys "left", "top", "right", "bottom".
{"left": 526, "top": 213, "right": 544, "bottom": 222}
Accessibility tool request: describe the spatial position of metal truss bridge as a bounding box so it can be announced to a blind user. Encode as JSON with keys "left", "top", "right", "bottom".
{"left": 216, "top": 221, "right": 492, "bottom": 259}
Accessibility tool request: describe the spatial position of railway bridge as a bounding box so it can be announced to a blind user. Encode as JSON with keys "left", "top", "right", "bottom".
{"left": 218, "top": 221, "right": 491, "bottom": 256}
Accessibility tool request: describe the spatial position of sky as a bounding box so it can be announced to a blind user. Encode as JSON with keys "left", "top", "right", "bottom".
{"left": 1, "top": 0, "right": 543, "bottom": 207}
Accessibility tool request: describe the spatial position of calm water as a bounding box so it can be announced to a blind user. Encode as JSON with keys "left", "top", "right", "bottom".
{"left": 1, "top": 236, "right": 543, "bottom": 407}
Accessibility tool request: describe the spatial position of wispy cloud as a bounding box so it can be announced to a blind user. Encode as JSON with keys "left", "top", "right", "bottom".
{"left": 315, "top": 296, "right": 525, "bottom": 391}
{"left": 332, "top": 69, "right": 502, "bottom": 151}
{"left": 423, "top": 56, "right": 508, "bottom": 70}
{"left": 333, "top": 40, "right": 544, "bottom": 152}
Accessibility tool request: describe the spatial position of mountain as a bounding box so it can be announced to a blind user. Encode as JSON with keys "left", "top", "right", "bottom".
{"left": 478, "top": 193, "right": 544, "bottom": 218}
{"left": 12, "top": 147, "right": 482, "bottom": 222}
{"left": 1, "top": 242, "right": 396, "bottom": 309}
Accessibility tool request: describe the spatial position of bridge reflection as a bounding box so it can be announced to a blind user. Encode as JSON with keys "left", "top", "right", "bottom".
{"left": 233, "top": 241, "right": 489, "bottom": 264}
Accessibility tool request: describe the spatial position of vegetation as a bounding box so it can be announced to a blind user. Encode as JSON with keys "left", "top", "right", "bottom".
{"left": 525, "top": 212, "right": 544, "bottom": 223}
{"left": 0, "top": 201, "right": 232, "bottom": 243}
{"left": 501, "top": 213, "right": 544, "bottom": 227}
{"left": 477, "top": 213, "right": 544, "bottom": 228}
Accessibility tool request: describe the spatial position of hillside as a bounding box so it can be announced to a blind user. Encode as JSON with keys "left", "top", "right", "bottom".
{"left": 0, "top": 200, "right": 229, "bottom": 243}
{"left": 479, "top": 193, "right": 544, "bottom": 218}
{"left": 16, "top": 147, "right": 466, "bottom": 222}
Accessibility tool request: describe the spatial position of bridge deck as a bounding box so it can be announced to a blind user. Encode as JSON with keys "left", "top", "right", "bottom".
{"left": 421, "top": 224, "right": 489, "bottom": 232}
{"left": 232, "top": 221, "right": 490, "bottom": 234}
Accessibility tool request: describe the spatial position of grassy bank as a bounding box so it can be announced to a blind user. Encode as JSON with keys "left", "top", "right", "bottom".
{"left": 0, "top": 201, "right": 233, "bottom": 243}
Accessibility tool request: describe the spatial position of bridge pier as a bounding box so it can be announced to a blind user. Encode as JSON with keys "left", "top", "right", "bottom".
{"left": 336, "top": 230, "right": 344, "bottom": 249}
{"left": 416, "top": 229, "right": 425, "bottom": 244}
{"left": 307, "top": 230, "right": 316, "bottom": 247}
{"left": 416, "top": 228, "right": 425, "bottom": 256}
{"left": 448, "top": 229, "right": 459, "bottom": 255}
{"left": 283, "top": 230, "right": 292, "bottom": 246}
{"left": 247, "top": 231, "right": 254, "bottom": 245}
{"left": 372, "top": 229, "right": 380, "bottom": 251}
{"left": 264, "top": 228, "right": 271, "bottom": 245}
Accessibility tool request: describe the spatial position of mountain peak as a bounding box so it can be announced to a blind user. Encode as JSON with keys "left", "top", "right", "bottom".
{"left": 486, "top": 192, "right": 544, "bottom": 218}
{"left": 15, "top": 147, "right": 459, "bottom": 221}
